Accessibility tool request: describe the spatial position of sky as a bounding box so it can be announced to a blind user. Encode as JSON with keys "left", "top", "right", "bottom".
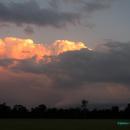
{"left": 0, "top": 0, "right": 130, "bottom": 108}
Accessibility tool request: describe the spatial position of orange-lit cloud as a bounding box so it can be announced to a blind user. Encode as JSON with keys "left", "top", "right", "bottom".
{"left": 0, "top": 37, "right": 90, "bottom": 62}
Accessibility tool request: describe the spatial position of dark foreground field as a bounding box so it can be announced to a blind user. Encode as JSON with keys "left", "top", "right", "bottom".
{"left": 0, "top": 119, "right": 130, "bottom": 130}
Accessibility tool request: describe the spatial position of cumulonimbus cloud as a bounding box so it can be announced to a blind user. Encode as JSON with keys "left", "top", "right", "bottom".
{"left": 5, "top": 40, "right": 130, "bottom": 86}
{"left": 0, "top": 38, "right": 130, "bottom": 106}
{"left": 0, "top": 38, "right": 130, "bottom": 86}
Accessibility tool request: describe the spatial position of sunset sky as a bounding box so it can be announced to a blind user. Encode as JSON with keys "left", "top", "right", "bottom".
{"left": 0, "top": 0, "right": 130, "bottom": 108}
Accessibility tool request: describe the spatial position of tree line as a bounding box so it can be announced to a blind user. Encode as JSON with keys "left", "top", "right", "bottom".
{"left": 0, "top": 100, "right": 130, "bottom": 119}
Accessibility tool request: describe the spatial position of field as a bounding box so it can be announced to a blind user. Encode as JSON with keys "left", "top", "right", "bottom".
{"left": 0, "top": 119, "right": 130, "bottom": 130}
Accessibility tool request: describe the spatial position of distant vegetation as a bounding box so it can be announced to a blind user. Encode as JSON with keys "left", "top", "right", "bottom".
{"left": 0, "top": 100, "right": 130, "bottom": 118}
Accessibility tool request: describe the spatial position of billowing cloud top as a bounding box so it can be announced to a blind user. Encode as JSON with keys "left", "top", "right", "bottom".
{"left": 0, "top": 37, "right": 89, "bottom": 62}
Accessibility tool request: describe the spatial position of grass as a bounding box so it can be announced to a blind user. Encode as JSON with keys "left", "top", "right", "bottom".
{"left": 0, "top": 119, "right": 130, "bottom": 130}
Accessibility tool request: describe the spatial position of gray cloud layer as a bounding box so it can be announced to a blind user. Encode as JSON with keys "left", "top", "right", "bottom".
{"left": 82, "top": 0, "right": 113, "bottom": 13}
{"left": 0, "top": 0, "right": 79, "bottom": 27}
{"left": 0, "top": 0, "right": 114, "bottom": 28}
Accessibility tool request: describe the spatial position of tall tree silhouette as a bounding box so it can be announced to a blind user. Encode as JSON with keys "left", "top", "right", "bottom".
{"left": 81, "top": 100, "right": 88, "bottom": 111}
{"left": 125, "top": 103, "right": 130, "bottom": 112}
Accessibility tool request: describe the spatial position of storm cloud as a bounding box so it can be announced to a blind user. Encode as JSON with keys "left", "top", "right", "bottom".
{"left": 0, "top": 0, "right": 79, "bottom": 28}
{"left": 0, "top": 0, "right": 114, "bottom": 28}
{"left": 9, "top": 41, "right": 130, "bottom": 86}
{"left": 0, "top": 41, "right": 130, "bottom": 106}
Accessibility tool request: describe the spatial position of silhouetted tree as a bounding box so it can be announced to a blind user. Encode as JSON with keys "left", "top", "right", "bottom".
{"left": 81, "top": 100, "right": 88, "bottom": 110}
{"left": 125, "top": 103, "right": 130, "bottom": 112}
{"left": 0, "top": 101, "right": 129, "bottom": 119}
{"left": 0, "top": 103, "right": 11, "bottom": 117}
{"left": 0, "top": 103, "right": 11, "bottom": 113}
{"left": 13, "top": 104, "right": 28, "bottom": 113}
{"left": 111, "top": 106, "right": 119, "bottom": 113}
{"left": 31, "top": 104, "right": 47, "bottom": 113}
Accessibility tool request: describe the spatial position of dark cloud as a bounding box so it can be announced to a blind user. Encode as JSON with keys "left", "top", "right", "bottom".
{"left": 53, "top": 41, "right": 130, "bottom": 86}
{"left": 82, "top": 0, "right": 114, "bottom": 14}
{"left": 62, "top": 0, "right": 114, "bottom": 13}
{"left": 0, "top": 0, "right": 115, "bottom": 28}
{"left": 0, "top": 59, "right": 13, "bottom": 67}
{"left": 49, "top": 0, "right": 59, "bottom": 9}
{"left": 24, "top": 26, "right": 34, "bottom": 34}
{"left": 0, "top": 0, "right": 79, "bottom": 28}
{"left": 48, "top": 0, "right": 115, "bottom": 28}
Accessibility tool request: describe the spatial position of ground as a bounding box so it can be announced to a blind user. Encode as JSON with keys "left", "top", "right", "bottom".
{"left": 0, "top": 119, "right": 130, "bottom": 130}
